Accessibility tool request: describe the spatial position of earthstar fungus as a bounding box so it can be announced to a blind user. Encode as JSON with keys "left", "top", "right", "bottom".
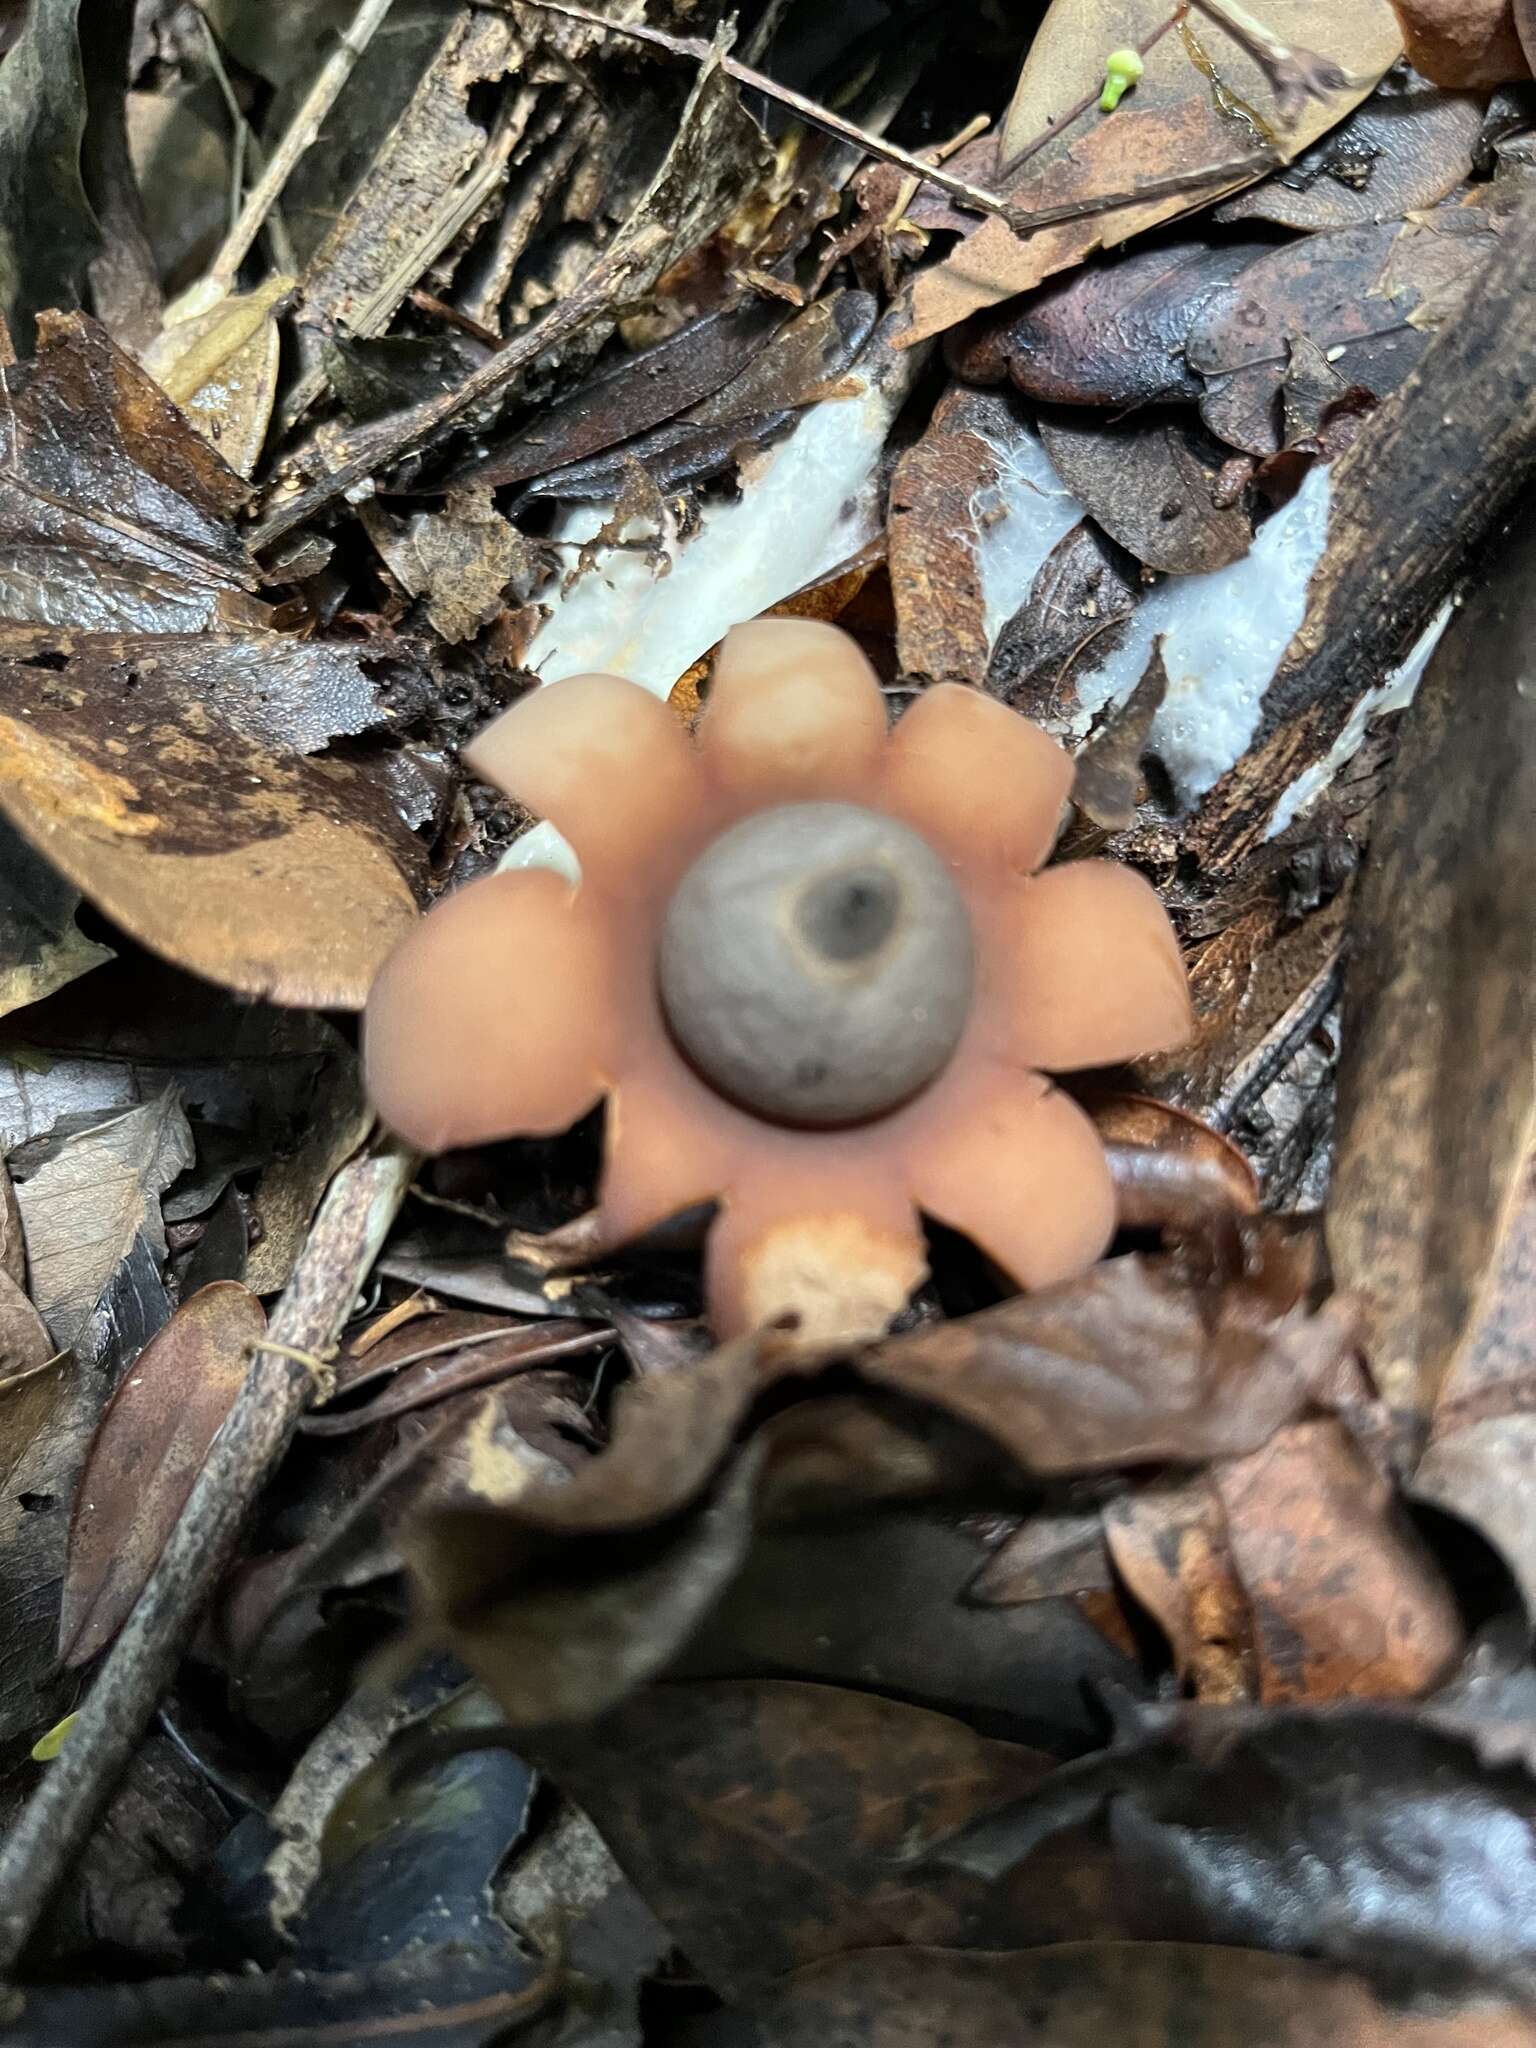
{"left": 365, "top": 620, "right": 1193, "bottom": 1341}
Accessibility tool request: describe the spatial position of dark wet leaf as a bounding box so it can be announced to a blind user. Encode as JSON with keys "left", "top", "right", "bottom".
{"left": 0, "top": 634, "right": 421, "bottom": 1007}
{"left": 0, "top": 0, "right": 97, "bottom": 346}
{"left": 518, "top": 410, "right": 796, "bottom": 508}
{"left": 410, "top": 1443, "right": 766, "bottom": 1733}
{"left": 303, "top": 1310, "right": 608, "bottom": 1438}
{"left": 177, "top": 1180, "right": 250, "bottom": 1292}
{"left": 0, "top": 624, "right": 420, "bottom": 756}
{"left": 1218, "top": 62, "right": 1487, "bottom": 232}
{"left": 238, "top": 1034, "right": 368, "bottom": 1295}
{"left": 860, "top": 1224, "right": 1356, "bottom": 1478}
{"left": 222, "top": 1372, "right": 595, "bottom": 1730}
{"left": 1328, "top": 511, "right": 1536, "bottom": 1428}
{"left": 0, "top": 312, "right": 262, "bottom": 631}
{"left": 444, "top": 295, "right": 790, "bottom": 492}
{"left": 408, "top": 1228, "right": 1355, "bottom": 1729}
{"left": 684, "top": 290, "right": 879, "bottom": 427}
{"left": 752, "top": 1942, "right": 1536, "bottom": 2047}
{"left": 933, "top": 1703, "right": 1536, "bottom": 1998}
{"left": 948, "top": 238, "right": 1262, "bottom": 408}
{"left": 516, "top": 291, "right": 878, "bottom": 509}
{"left": 987, "top": 519, "right": 1139, "bottom": 717}
{"left": 1070, "top": 649, "right": 1170, "bottom": 829}
{"left": 0, "top": 815, "right": 113, "bottom": 1022}
{"left": 0, "top": 955, "right": 341, "bottom": 1162}
{"left": 530, "top": 1680, "right": 1051, "bottom": 2000}
{"left": 11, "top": 1090, "right": 191, "bottom": 1355}
{"left": 293, "top": 1685, "right": 534, "bottom": 1971}
{"left": 678, "top": 1510, "right": 1144, "bottom": 1753}
{"left": 1038, "top": 410, "right": 1253, "bottom": 574}
{"left": 61, "top": 1281, "right": 264, "bottom": 1667}
{"left": 3, "top": 1946, "right": 557, "bottom": 2048}
{"left": 33, "top": 1736, "right": 230, "bottom": 1973}
{"left": 1188, "top": 219, "right": 1437, "bottom": 455}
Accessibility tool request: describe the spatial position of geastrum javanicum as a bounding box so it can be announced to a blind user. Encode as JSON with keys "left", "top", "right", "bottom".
{"left": 365, "top": 618, "right": 1193, "bottom": 1340}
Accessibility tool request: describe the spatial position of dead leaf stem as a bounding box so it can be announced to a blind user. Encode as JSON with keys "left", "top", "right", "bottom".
{"left": 0, "top": 1138, "right": 418, "bottom": 1974}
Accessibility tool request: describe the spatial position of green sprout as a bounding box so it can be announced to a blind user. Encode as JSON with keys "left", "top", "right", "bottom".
{"left": 1099, "top": 47, "right": 1145, "bottom": 112}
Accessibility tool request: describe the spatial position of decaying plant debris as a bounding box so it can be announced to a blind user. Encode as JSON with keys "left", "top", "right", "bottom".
{"left": 0, "top": 0, "right": 1534, "bottom": 2042}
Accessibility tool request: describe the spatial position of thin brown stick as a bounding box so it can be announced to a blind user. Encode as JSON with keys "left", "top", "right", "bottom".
{"left": 0, "top": 1139, "right": 418, "bottom": 1973}
{"left": 205, "top": 0, "right": 397, "bottom": 291}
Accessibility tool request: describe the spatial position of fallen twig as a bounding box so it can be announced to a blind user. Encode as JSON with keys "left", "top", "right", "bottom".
{"left": 1189, "top": 0, "right": 1359, "bottom": 120}
{"left": 205, "top": 0, "right": 397, "bottom": 293}
{"left": 500, "top": 0, "right": 1023, "bottom": 228}
{"left": 0, "top": 1138, "right": 418, "bottom": 1975}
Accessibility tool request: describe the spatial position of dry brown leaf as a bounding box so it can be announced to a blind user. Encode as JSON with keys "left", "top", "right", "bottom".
{"left": 139, "top": 275, "right": 292, "bottom": 480}
{"left": 1217, "top": 61, "right": 1486, "bottom": 230}
{"left": 0, "top": 640, "right": 421, "bottom": 1008}
{"left": 887, "top": 385, "right": 1002, "bottom": 686}
{"left": 903, "top": 0, "right": 1402, "bottom": 345}
{"left": 1068, "top": 650, "right": 1170, "bottom": 829}
{"left": 529, "top": 1681, "right": 1051, "bottom": 2001}
{"left": 363, "top": 485, "right": 531, "bottom": 644}
{"left": 862, "top": 1224, "right": 1355, "bottom": 1478}
{"left": 59, "top": 1280, "right": 264, "bottom": 1667}
{"left": 1104, "top": 1475, "right": 1257, "bottom": 1701}
{"left": 1212, "top": 1417, "right": 1463, "bottom": 1700}
{"left": 1038, "top": 410, "right": 1253, "bottom": 570}
{"left": 758, "top": 1941, "right": 1536, "bottom": 2047}
{"left": 1389, "top": 0, "right": 1529, "bottom": 84}
{"left": 1327, "top": 516, "right": 1536, "bottom": 1429}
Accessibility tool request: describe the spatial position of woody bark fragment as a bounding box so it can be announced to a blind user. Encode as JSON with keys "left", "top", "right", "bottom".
{"left": 1326, "top": 515, "right": 1536, "bottom": 1441}
{"left": 1188, "top": 181, "right": 1536, "bottom": 873}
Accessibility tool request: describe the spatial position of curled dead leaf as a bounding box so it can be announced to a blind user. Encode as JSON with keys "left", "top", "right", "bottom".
{"left": 60, "top": 1281, "right": 264, "bottom": 1667}
{"left": 1387, "top": 0, "right": 1529, "bottom": 84}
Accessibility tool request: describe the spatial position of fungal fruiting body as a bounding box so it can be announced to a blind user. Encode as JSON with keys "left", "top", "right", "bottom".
{"left": 364, "top": 619, "right": 1193, "bottom": 1341}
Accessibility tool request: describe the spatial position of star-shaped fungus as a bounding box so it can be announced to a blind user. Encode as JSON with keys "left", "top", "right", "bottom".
{"left": 365, "top": 619, "right": 1193, "bottom": 1342}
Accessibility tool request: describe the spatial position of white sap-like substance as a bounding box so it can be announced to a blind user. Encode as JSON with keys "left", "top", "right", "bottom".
{"left": 502, "top": 403, "right": 1438, "bottom": 873}
{"left": 521, "top": 334, "right": 920, "bottom": 701}
{"left": 972, "top": 423, "right": 1087, "bottom": 657}
{"left": 502, "top": 326, "right": 923, "bottom": 878}
{"left": 1074, "top": 462, "right": 1334, "bottom": 802}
